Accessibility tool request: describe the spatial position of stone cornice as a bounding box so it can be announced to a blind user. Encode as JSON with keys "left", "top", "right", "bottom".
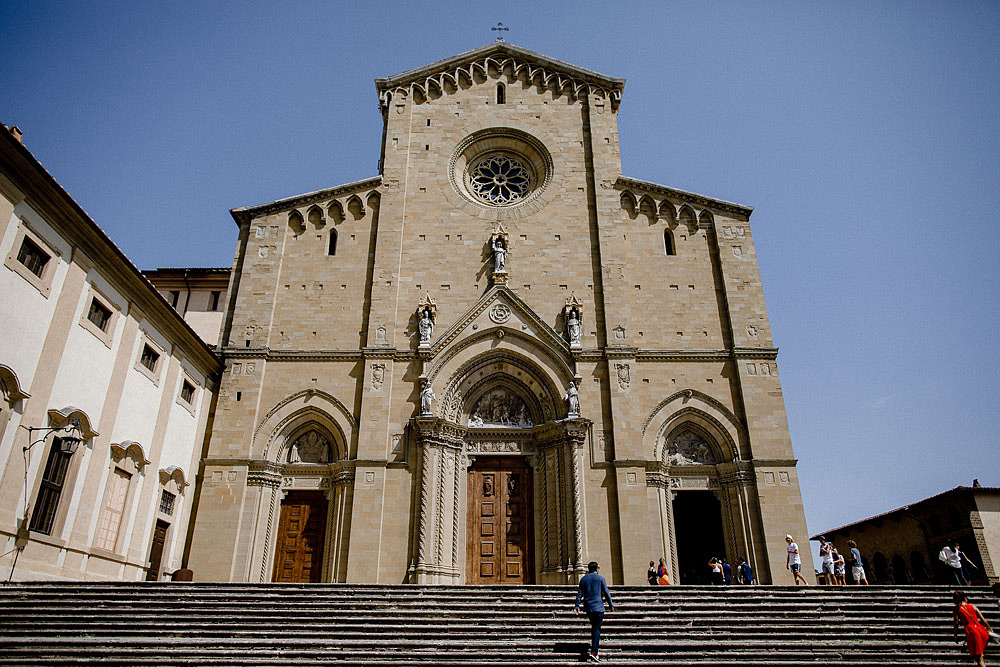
{"left": 375, "top": 42, "right": 625, "bottom": 110}
{"left": 604, "top": 347, "right": 638, "bottom": 359}
{"left": 229, "top": 176, "right": 382, "bottom": 225}
{"left": 732, "top": 347, "right": 779, "bottom": 360}
{"left": 616, "top": 176, "right": 753, "bottom": 219}
{"left": 636, "top": 350, "right": 731, "bottom": 362}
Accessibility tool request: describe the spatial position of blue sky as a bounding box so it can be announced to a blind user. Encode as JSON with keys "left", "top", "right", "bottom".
{"left": 3, "top": 1, "right": 999, "bottom": 542}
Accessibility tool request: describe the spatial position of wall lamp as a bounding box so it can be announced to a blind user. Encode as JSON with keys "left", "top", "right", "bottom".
{"left": 5, "top": 418, "right": 84, "bottom": 581}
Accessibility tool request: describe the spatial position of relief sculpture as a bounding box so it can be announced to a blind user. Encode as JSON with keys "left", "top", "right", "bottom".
{"left": 468, "top": 389, "right": 533, "bottom": 427}
{"left": 666, "top": 430, "right": 716, "bottom": 466}
{"left": 287, "top": 431, "right": 331, "bottom": 464}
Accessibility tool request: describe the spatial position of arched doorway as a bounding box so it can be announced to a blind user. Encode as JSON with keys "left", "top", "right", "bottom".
{"left": 673, "top": 491, "right": 726, "bottom": 584}
{"left": 466, "top": 456, "right": 534, "bottom": 584}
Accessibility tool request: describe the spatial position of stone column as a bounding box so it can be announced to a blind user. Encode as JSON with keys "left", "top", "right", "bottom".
{"left": 411, "top": 417, "right": 463, "bottom": 584}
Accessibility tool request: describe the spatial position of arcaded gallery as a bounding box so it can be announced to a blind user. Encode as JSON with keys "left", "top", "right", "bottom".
{"left": 183, "top": 42, "right": 812, "bottom": 586}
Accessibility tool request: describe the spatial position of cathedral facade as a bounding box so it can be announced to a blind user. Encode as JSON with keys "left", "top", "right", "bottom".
{"left": 186, "top": 43, "right": 813, "bottom": 585}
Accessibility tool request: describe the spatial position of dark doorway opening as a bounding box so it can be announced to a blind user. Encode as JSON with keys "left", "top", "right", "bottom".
{"left": 673, "top": 491, "right": 726, "bottom": 584}
{"left": 145, "top": 519, "right": 170, "bottom": 581}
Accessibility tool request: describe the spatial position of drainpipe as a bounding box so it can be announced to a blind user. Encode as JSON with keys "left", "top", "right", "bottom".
{"left": 181, "top": 268, "right": 192, "bottom": 317}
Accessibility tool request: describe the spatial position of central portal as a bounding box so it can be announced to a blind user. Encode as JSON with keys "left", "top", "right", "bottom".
{"left": 467, "top": 457, "right": 534, "bottom": 584}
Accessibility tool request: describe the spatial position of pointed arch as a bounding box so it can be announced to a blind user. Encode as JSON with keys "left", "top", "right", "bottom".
{"left": 288, "top": 210, "right": 305, "bottom": 234}
{"left": 664, "top": 229, "right": 676, "bottom": 256}
{"left": 254, "top": 389, "right": 355, "bottom": 462}
{"left": 638, "top": 195, "right": 657, "bottom": 222}
{"left": 642, "top": 390, "right": 746, "bottom": 463}
{"left": 327, "top": 200, "right": 345, "bottom": 224}
{"left": 658, "top": 200, "right": 676, "bottom": 226}
{"left": 620, "top": 191, "right": 637, "bottom": 219}
{"left": 678, "top": 204, "right": 696, "bottom": 231}
{"left": 366, "top": 190, "right": 381, "bottom": 214}
{"left": 698, "top": 209, "right": 714, "bottom": 230}
{"left": 307, "top": 205, "right": 325, "bottom": 229}
{"left": 346, "top": 195, "right": 364, "bottom": 220}
{"left": 328, "top": 228, "right": 338, "bottom": 256}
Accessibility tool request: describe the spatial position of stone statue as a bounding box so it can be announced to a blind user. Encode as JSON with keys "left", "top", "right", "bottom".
{"left": 565, "top": 381, "right": 580, "bottom": 416}
{"left": 566, "top": 308, "right": 582, "bottom": 345}
{"left": 420, "top": 383, "right": 435, "bottom": 415}
{"left": 492, "top": 237, "right": 507, "bottom": 273}
{"left": 418, "top": 307, "right": 434, "bottom": 345}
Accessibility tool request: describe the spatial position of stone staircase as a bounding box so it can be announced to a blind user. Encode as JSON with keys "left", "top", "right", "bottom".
{"left": 0, "top": 583, "right": 996, "bottom": 665}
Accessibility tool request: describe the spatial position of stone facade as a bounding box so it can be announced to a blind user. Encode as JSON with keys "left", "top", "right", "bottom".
{"left": 185, "top": 42, "right": 814, "bottom": 585}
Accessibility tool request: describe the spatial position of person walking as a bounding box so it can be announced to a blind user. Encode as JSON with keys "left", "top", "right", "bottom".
{"left": 708, "top": 557, "right": 725, "bottom": 585}
{"left": 721, "top": 558, "right": 733, "bottom": 585}
{"left": 953, "top": 590, "right": 992, "bottom": 667}
{"left": 785, "top": 535, "right": 808, "bottom": 585}
{"left": 647, "top": 560, "right": 657, "bottom": 586}
{"left": 574, "top": 561, "right": 615, "bottom": 662}
{"left": 847, "top": 540, "right": 869, "bottom": 585}
{"left": 736, "top": 557, "right": 754, "bottom": 585}
{"left": 818, "top": 536, "right": 835, "bottom": 585}
{"left": 941, "top": 542, "right": 978, "bottom": 586}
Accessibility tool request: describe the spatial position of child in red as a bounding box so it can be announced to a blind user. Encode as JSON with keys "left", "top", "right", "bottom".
{"left": 953, "top": 590, "right": 993, "bottom": 667}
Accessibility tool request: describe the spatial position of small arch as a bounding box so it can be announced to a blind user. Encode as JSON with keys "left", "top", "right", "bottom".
{"left": 288, "top": 210, "right": 305, "bottom": 234}
{"left": 47, "top": 406, "right": 99, "bottom": 439}
{"left": 347, "top": 196, "right": 364, "bottom": 221}
{"left": 328, "top": 229, "right": 338, "bottom": 256}
{"left": 638, "top": 195, "right": 656, "bottom": 222}
{"left": 327, "top": 200, "right": 345, "bottom": 224}
{"left": 496, "top": 82, "right": 506, "bottom": 105}
{"left": 0, "top": 364, "right": 30, "bottom": 404}
{"left": 678, "top": 205, "right": 696, "bottom": 231}
{"left": 307, "top": 205, "right": 325, "bottom": 229}
{"left": 891, "top": 554, "right": 911, "bottom": 584}
{"left": 698, "top": 209, "right": 714, "bottom": 230}
{"left": 910, "top": 550, "right": 928, "bottom": 582}
{"left": 872, "top": 552, "right": 890, "bottom": 583}
{"left": 658, "top": 200, "right": 676, "bottom": 226}
{"left": 664, "top": 229, "right": 676, "bottom": 256}
{"left": 366, "top": 191, "right": 381, "bottom": 214}
{"left": 620, "top": 191, "right": 637, "bottom": 219}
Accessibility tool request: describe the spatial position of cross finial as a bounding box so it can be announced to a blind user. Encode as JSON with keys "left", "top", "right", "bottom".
{"left": 492, "top": 22, "right": 509, "bottom": 42}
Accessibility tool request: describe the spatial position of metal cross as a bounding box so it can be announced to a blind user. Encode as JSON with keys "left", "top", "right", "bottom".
{"left": 492, "top": 22, "right": 509, "bottom": 42}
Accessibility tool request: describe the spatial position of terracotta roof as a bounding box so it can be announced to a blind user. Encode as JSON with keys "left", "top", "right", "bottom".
{"left": 811, "top": 485, "right": 1000, "bottom": 539}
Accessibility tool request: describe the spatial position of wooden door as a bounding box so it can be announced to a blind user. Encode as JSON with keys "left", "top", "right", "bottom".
{"left": 467, "top": 457, "right": 533, "bottom": 584}
{"left": 145, "top": 520, "right": 169, "bottom": 581}
{"left": 272, "top": 491, "right": 328, "bottom": 583}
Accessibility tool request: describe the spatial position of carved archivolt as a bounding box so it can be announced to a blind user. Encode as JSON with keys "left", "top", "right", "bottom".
{"left": 642, "top": 389, "right": 745, "bottom": 463}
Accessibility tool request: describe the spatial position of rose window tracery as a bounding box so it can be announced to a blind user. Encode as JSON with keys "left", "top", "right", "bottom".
{"left": 469, "top": 155, "right": 532, "bottom": 205}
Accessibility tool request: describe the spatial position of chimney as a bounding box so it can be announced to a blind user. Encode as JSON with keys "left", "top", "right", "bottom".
{"left": 9, "top": 126, "right": 23, "bottom": 144}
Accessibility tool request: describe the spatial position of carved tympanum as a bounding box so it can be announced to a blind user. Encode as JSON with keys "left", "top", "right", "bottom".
{"left": 666, "top": 430, "right": 716, "bottom": 466}
{"left": 288, "top": 431, "right": 331, "bottom": 464}
{"left": 468, "top": 389, "right": 533, "bottom": 427}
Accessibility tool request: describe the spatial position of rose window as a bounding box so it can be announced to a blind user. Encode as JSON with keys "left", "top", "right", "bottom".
{"left": 469, "top": 155, "right": 532, "bottom": 205}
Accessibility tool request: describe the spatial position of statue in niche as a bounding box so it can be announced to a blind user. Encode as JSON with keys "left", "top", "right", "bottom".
{"left": 566, "top": 307, "right": 582, "bottom": 345}
{"left": 420, "top": 382, "right": 435, "bottom": 415}
{"left": 483, "top": 476, "right": 494, "bottom": 497}
{"left": 507, "top": 474, "right": 519, "bottom": 498}
{"left": 492, "top": 236, "right": 507, "bottom": 273}
{"left": 288, "top": 431, "right": 330, "bottom": 464}
{"left": 417, "top": 307, "right": 434, "bottom": 345}
{"left": 565, "top": 382, "right": 580, "bottom": 416}
{"left": 468, "top": 389, "right": 533, "bottom": 427}
{"left": 667, "top": 430, "right": 716, "bottom": 466}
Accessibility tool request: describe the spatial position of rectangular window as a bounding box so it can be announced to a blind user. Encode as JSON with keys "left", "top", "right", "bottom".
{"left": 180, "top": 380, "right": 195, "bottom": 404}
{"left": 159, "top": 490, "right": 176, "bottom": 516}
{"left": 87, "top": 298, "right": 112, "bottom": 332}
{"left": 94, "top": 468, "right": 131, "bottom": 551}
{"left": 210, "top": 291, "right": 221, "bottom": 311}
{"left": 16, "top": 236, "right": 50, "bottom": 278}
{"left": 28, "top": 439, "right": 72, "bottom": 535}
{"left": 140, "top": 344, "right": 159, "bottom": 372}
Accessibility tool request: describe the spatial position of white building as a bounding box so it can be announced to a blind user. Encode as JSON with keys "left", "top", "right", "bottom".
{"left": 0, "top": 125, "right": 221, "bottom": 580}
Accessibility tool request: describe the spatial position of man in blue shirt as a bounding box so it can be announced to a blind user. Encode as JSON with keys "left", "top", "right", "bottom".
{"left": 574, "top": 561, "right": 615, "bottom": 662}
